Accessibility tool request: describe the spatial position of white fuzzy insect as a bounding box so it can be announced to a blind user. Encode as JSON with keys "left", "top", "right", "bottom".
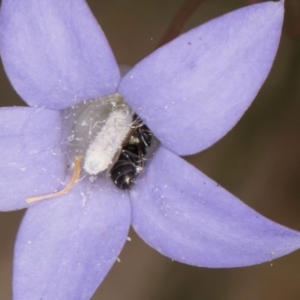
{"left": 83, "top": 107, "right": 133, "bottom": 175}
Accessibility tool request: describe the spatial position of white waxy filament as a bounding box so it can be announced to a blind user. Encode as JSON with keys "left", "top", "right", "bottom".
{"left": 83, "top": 107, "right": 133, "bottom": 175}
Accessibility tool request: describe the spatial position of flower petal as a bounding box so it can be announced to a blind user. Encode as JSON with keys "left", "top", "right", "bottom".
{"left": 13, "top": 177, "right": 131, "bottom": 300}
{"left": 130, "top": 147, "right": 300, "bottom": 267}
{"left": 119, "top": 1, "right": 284, "bottom": 155}
{"left": 0, "top": 107, "right": 65, "bottom": 211}
{"left": 0, "top": 0, "right": 119, "bottom": 110}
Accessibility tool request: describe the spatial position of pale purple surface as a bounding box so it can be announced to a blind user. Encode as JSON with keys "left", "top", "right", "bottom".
{"left": 0, "top": 0, "right": 120, "bottom": 110}
{"left": 131, "top": 147, "right": 300, "bottom": 267}
{"left": 14, "top": 177, "right": 130, "bottom": 300}
{"left": 0, "top": 107, "right": 65, "bottom": 211}
{"left": 0, "top": 0, "right": 299, "bottom": 299}
{"left": 119, "top": 1, "right": 284, "bottom": 155}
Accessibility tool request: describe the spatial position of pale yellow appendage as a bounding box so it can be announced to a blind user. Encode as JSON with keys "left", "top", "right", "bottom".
{"left": 26, "top": 156, "right": 83, "bottom": 204}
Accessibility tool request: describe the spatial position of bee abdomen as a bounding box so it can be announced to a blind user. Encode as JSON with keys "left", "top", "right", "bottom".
{"left": 110, "top": 114, "right": 153, "bottom": 190}
{"left": 110, "top": 153, "right": 137, "bottom": 190}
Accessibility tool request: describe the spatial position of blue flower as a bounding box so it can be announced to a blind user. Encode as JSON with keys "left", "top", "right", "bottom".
{"left": 0, "top": 0, "right": 299, "bottom": 299}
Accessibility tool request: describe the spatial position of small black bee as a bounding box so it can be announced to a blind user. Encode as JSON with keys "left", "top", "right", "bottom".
{"left": 110, "top": 114, "right": 153, "bottom": 190}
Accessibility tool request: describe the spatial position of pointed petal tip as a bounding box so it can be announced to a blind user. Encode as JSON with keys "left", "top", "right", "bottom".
{"left": 130, "top": 147, "right": 300, "bottom": 268}
{"left": 266, "top": 0, "right": 284, "bottom": 15}
{"left": 120, "top": 1, "right": 285, "bottom": 156}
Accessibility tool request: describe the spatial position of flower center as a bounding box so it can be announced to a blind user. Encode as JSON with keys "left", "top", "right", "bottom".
{"left": 65, "top": 93, "right": 130, "bottom": 165}
{"left": 67, "top": 93, "right": 154, "bottom": 190}
{"left": 26, "top": 93, "right": 154, "bottom": 203}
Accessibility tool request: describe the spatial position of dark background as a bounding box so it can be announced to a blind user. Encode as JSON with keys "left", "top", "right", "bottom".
{"left": 1, "top": 0, "right": 300, "bottom": 299}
